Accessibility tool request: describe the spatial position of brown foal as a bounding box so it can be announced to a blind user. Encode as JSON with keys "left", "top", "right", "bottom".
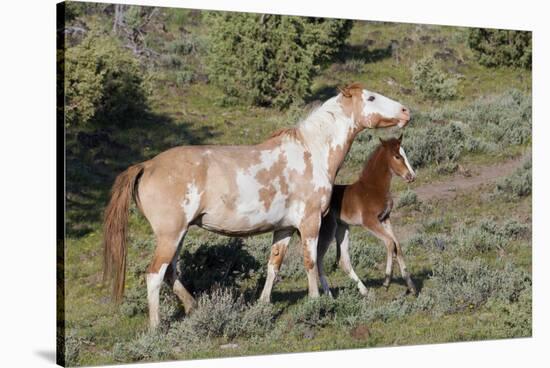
{"left": 317, "top": 135, "right": 418, "bottom": 296}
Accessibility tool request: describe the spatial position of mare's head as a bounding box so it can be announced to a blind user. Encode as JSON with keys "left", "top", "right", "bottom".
{"left": 379, "top": 135, "right": 416, "bottom": 183}
{"left": 338, "top": 83, "right": 411, "bottom": 128}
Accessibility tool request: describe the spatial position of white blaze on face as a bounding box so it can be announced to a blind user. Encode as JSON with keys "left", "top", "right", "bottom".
{"left": 362, "top": 90, "right": 403, "bottom": 123}
{"left": 399, "top": 146, "right": 416, "bottom": 177}
{"left": 181, "top": 181, "right": 202, "bottom": 221}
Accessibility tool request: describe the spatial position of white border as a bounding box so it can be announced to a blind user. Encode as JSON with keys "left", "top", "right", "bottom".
{"left": 1, "top": 0, "right": 547, "bottom": 367}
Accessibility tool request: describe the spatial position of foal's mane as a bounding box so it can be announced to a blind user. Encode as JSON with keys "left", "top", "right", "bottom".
{"left": 360, "top": 138, "right": 399, "bottom": 179}
{"left": 360, "top": 143, "right": 385, "bottom": 177}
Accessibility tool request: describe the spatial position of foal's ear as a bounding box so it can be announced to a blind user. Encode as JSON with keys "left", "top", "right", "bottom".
{"left": 397, "top": 133, "right": 403, "bottom": 144}
{"left": 379, "top": 137, "right": 386, "bottom": 145}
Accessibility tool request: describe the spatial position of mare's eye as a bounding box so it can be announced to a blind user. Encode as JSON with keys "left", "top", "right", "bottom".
{"left": 395, "top": 155, "right": 401, "bottom": 159}
{"left": 368, "top": 95, "right": 375, "bottom": 102}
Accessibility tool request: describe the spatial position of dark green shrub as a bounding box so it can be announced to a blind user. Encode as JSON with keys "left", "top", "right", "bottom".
{"left": 501, "top": 220, "right": 530, "bottom": 239}
{"left": 488, "top": 288, "right": 532, "bottom": 338}
{"left": 455, "top": 220, "right": 508, "bottom": 254}
{"left": 348, "top": 236, "right": 385, "bottom": 270}
{"left": 289, "top": 295, "right": 337, "bottom": 328}
{"left": 336, "top": 58, "right": 365, "bottom": 74}
{"left": 168, "top": 288, "right": 276, "bottom": 341}
{"left": 175, "top": 68, "right": 196, "bottom": 88}
{"left": 64, "top": 331, "right": 84, "bottom": 366}
{"left": 396, "top": 189, "right": 419, "bottom": 208}
{"left": 495, "top": 156, "right": 532, "bottom": 199}
{"left": 405, "top": 122, "right": 465, "bottom": 167}
{"left": 64, "top": 31, "right": 148, "bottom": 126}
{"left": 113, "top": 331, "right": 172, "bottom": 362}
{"left": 468, "top": 29, "right": 531, "bottom": 69}
{"left": 411, "top": 56, "right": 458, "bottom": 100}
{"left": 416, "top": 257, "right": 530, "bottom": 315}
{"left": 166, "top": 34, "right": 203, "bottom": 56}
{"left": 205, "top": 13, "right": 352, "bottom": 107}
{"left": 464, "top": 90, "right": 532, "bottom": 146}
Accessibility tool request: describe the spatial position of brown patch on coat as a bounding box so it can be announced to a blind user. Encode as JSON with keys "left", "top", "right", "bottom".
{"left": 259, "top": 186, "right": 277, "bottom": 211}
{"left": 338, "top": 82, "right": 367, "bottom": 125}
{"left": 303, "top": 246, "right": 315, "bottom": 270}
{"left": 255, "top": 152, "right": 289, "bottom": 211}
{"left": 270, "top": 243, "right": 288, "bottom": 270}
{"left": 147, "top": 241, "right": 178, "bottom": 273}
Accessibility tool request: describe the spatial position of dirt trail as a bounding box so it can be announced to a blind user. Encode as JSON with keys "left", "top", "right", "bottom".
{"left": 412, "top": 157, "right": 523, "bottom": 202}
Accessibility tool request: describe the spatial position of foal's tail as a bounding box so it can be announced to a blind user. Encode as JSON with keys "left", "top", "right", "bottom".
{"left": 103, "top": 163, "right": 144, "bottom": 303}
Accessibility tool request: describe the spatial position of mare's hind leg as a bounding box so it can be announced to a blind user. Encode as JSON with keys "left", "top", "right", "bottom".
{"left": 259, "top": 229, "right": 294, "bottom": 303}
{"left": 382, "top": 219, "right": 417, "bottom": 295}
{"left": 164, "top": 237, "right": 197, "bottom": 315}
{"left": 146, "top": 229, "right": 191, "bottom": 330}
{"left": 336, "top": 224, "right": 369, "bottom": 296}
{"left": 317, "top": 212, "right": 337, "bottom": 296}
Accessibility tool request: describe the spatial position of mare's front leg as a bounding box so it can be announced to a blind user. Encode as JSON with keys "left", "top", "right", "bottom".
{"left": 259, "top": 229, "right": 294, "bottom": 303}
{"left": 317, "top": 211, "right": 338, "bottom": 296}
{"left": 299, "top": 213, "right": 322, "bottom": 298}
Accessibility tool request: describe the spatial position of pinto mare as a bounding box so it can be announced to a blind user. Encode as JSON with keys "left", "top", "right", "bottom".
{"left": 102, "top": 83, "right": 411, "bottom": 329}
{"left": 315, "top": 135, "right": 418, "bottom": 297}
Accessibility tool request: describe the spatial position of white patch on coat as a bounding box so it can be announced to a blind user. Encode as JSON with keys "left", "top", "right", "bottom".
{"left": 297, "top": 97, "right": 357, "bottom": 191}
{"left": 260, "top": 147, "right": 282, "bottom": 170}
{"left": 284, "top": 201, "right": 306, "bottom": 228}
{"left": 283, "top": 141, "right": 306, "bottom": 174}
{"left": 399, "top": 146, "right": 416, "bottom": 177}
{"left": 234, "top": 149, "right": 289, "bottom": 226}
{"left": 181, "top": 182, "right": 202, "bottom": 221}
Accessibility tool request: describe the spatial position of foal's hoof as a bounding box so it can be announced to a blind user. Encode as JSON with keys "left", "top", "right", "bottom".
{"left": 406, "top": 280, "right": 418, "bottom": 296}
{"left": 401, "top": 286, "right": 417, "bottom": 297}
{"left": 382, "top": 276, "right": 391, "bottom": 290}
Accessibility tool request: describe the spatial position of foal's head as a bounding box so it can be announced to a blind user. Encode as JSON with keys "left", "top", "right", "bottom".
{"left": 379, "top": 135, "right": 416, "bottom": 183}
{"left": 338, "top": 83, "right": 411, "bottom": 128}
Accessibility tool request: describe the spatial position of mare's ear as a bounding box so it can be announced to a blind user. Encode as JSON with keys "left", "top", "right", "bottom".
{"left": 397, "top": 133, "right": 403, "bottom": 144}
{"left": 379, "top": 137, "right": 386, "bottom": 145}
{"left": 338, "top": 86, "right": 352, "bottom": 98}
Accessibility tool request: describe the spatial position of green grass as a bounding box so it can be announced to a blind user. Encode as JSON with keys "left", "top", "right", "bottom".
{"left": 63, "top": 12, "right": 532, "bottom": 367}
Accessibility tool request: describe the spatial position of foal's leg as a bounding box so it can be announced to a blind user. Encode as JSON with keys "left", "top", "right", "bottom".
{"left": 336, "top": 224, "right": 369, "bottom": 296}
{"left": 382, "top": 219, "right": 417, "bottom": 295}
{"left": 164, "top": 237, "right": 197, "bottom": 315}
{"left": 146, "top": 229, "right": 191, "bottom": 330}
{"left": 317, "top": 212, "right": 337, "bottom": 296}
{"left": 362, "top": 218, "right": 397, "bottom": 290}
{"left": 259, "top": 229, "right": 294, "bottom": 303}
